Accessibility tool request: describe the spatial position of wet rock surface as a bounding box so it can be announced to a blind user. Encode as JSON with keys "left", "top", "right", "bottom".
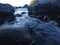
{"left": 0, "top": 17, "right": 60, "bottom": 45}
{"left": 26, "top": 18, "right": 60, "bottom": 45}
{"left": 0, "top": 3, "right": 60, "bottom": 45}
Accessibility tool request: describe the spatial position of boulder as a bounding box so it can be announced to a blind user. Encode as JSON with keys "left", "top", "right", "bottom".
{"left": 0, "top": 24, "right": 32, "bottom": 45}
{"left": 0, "top": 3, "right": 15, "bottom": 25}
{"left": 29, "top": 2, "right": 60, "bottom": 20}
{"left": 26, "top": 18, "right": 60, "bottom": 45}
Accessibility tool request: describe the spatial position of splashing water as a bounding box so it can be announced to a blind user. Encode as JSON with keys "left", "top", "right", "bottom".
{"left": 14, "top": 8, "right": 29, "bottom": 24}
{"left": 14, "top": 7, "right": 58, "bottom": 26}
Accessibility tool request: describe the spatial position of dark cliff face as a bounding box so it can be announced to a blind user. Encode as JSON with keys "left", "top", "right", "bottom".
{"left": 0, "top": 3, "right": 15, "bottom": 25}
{"left": 29, "top": 1, "right": 60, "bottom": 20}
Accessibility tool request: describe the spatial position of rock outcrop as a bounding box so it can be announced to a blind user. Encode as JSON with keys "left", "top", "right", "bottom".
{"left": 29, "top": 0, "right": 60, "bottom": 20}
{"left": 0, "top": 3, "right": 15, "bottom": 25}
{"left": 0, "top": 24, "right": 32, "bottom": 45}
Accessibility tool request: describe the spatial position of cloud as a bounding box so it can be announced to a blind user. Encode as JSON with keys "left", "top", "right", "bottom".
{"left": 0, "top": 0, "right": 32, "bottom": 6}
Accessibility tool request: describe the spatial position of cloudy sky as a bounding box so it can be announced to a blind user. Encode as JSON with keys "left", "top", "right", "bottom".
{"left": 0, "top": 0, "right": 32, "bottom": 7}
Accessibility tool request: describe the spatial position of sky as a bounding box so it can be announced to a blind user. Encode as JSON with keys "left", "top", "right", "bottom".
{"left": 0, "top": 0, "right": 32, "bottom": 7}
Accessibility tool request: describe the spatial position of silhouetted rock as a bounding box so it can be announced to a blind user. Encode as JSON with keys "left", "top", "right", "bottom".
{"left": 23, "top": 4, "right": 29, "bottom": 8}
{"left": 15, "top": 14, "right": 22, "bottom": 17}
{"left": 0, "top": 3, "right": 15, "bottom": 25}
{"left": 14, "top": 6, "right": 22, "bottom": 9}
{"left": 29, "top": 2, "right": 60, "bottom": 20}
{"left": 0, "top": 24, "right": 32, "bottom": 45}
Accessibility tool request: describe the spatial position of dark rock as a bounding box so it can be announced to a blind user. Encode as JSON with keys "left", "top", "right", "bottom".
{"left": 15, "top": 14, "right": 22, "bottom": 17}
{"left": 23, "top": 4, "right": 29, "bottom": 8}
{"left": 21, "top": 12, "right": 27, "bottom": 14}
{"left": 29, "top": 2, "right": 60, "bottom": 21}
{"left": 0, "top": 17, "right": 60, "bottom": 45}
{"left": 0, "top": 24, "right": 32, "bottom": 45}
{"left": 0, "top": 3, "right": 15, "bottom": 25}
{"left": 26, "top": 18, "right": 60, "bottom": 45}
